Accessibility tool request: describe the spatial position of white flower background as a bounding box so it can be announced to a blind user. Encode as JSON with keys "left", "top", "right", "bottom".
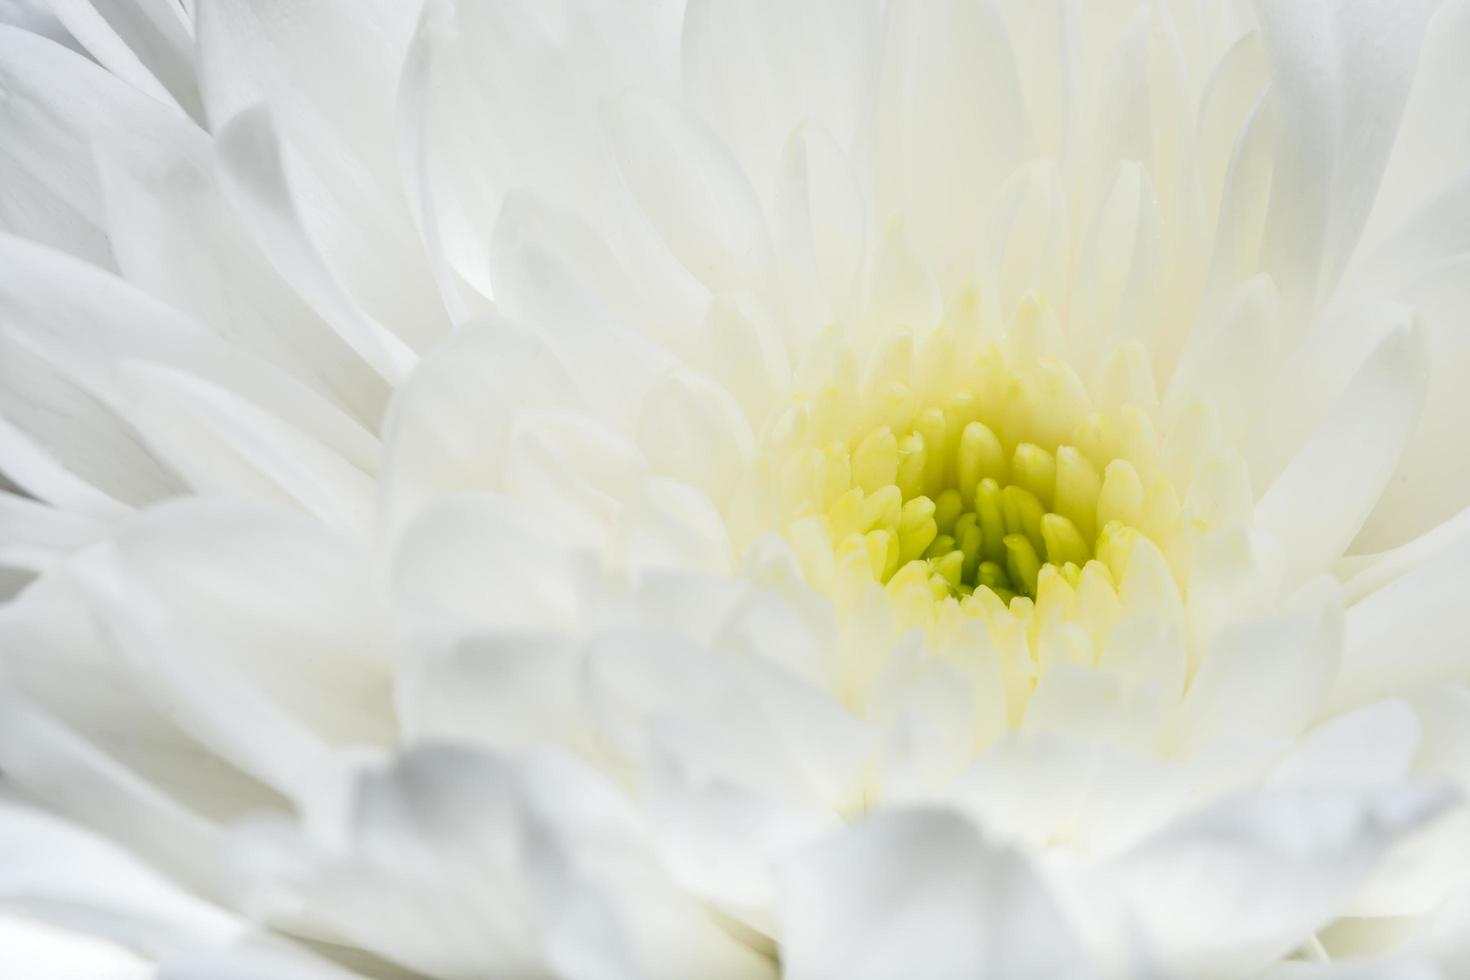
{"left": 2, "top": 0, "right": 1470, "bottom": 978}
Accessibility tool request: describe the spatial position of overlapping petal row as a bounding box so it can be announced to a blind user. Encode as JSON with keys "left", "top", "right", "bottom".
{"left": 2, "top": 1, "right": 1470, "bottom": 978}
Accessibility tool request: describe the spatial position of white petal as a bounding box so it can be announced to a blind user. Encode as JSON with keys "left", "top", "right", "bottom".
{"left": 0, "top": 576, "right": 285, "bottom": 831}
{"left": 196, "top": 0, "right": 402, "bottom": 135}
{"left": 160, "top": 941, "right": 378, "bottom": 980}
{"left": 1271, "top": 700, "right": 1422, "bottom": 790}
{"left": 586, "top": 631, "right": 873, "bottom": 812}
{"left": 245, "top": 745, "right": 772, "bottom": 980}
{"left": 1172, "top": 577, "right": 1343, "bottom": 755}
{"left": 1331, "top": 538, "right": 1470, "bottom": 711}
{"left": 611, "top": 91, "right": 773, "bottom": 294}
{"left": 1025, "top": 661, "right": 1165, "bottom": 755}
{"left": 0, "top": 257, "right": 176, "bottom": 506}
{"left": 631, "top": 567, "right": 750, "bottom": 649}
{"left": 400, "top": 629, "right": 591, "bottom": 755}
{"left": 984, "top": 160, "right": 1071, "bottom": 321}
{"left": 390, "top": 492, "right": 584, "bottom": 637}
{"left": 196, "top": 0, "right": 446, "bottom": 348}
{"left": 0, "top": 799, "right": 240, "bottom": 952}
{"left": 779, "top": 809, "right": 1090, "bottom": 980}
{"left": 1352, "top": 259, "right": 1470, "bottom": 550}
{"left": 0, "top": 491, "right": 109, "bottom": 571}
{"left": 95, "top": 119, "right": 388, "bottom": 427}
{"left": 0, "top": 414, "right": 129, "bottom": 520}
{"left": 1167, "top": 273, "right": 1281, "bottom": 439}
{"left": 1261, "top": 961, "right": 1441, "bottom": 980}
{"left": 46, "top": 0, "right": 200, "bottom": 120}
{"left": 0, "top": 693, "right": 231, "bottom": 897}
{"left": 503, "top": 409, "right": 647, "bottom": 551}
{"left": 0, "top": 1, "right": 81, "bottom": 50}
{"left": 713, "top": 580, "right": 840, "bottom": 691}
{"left": 110, "top": 362, "right": 375, "bottom": 535}
{"left": 614, "top": 477, "right": 734, "bottom": 576}
{"left": 70, "top": 499, "right": 397, "bottom": 798}
{"left": 1254, "top": 0, "right": 1435, "bottom": 317}
{"left": 773, "top": 122, "right": 866, "bottom": 332}
{"left": 0, "top": 235, "right": 378, "bottom": 503}
{"left": 682, "top": 0, "right": 878, "bottom": 207}
{"left": 1068, "top": 161, "right": 1163, "bottom": 367}
{"left": 1354, "top": 0, "right": 1470, "bottom": 265}
{"left": 647, "top": 765, "right": 835, "bottom": 936}
{"left": 694, "top": 291, "right": 791, "bottom": 425}
{"left": 1340, "top": 687, "right": 1470, "bottom": 920}
{"left": 1099, "top": 784, "right": 1455, "bottom": 978}
{"left": 212, "top": 108, "right": 419, "bottom": 384}
{"left": 488, "top": 192, "right": 677, "bottom": 423}
{"left": 0, "top": 27, "right": 186, "bottom": 269}
{"left": 0, "top": 914, "right": 152, "bottom": 980}
{"left": 378, "top": 313, "right": 581, "bottom": 539}
{"left": 869, "top": 646, "right": 1000, "bottom": 802}
{"left": 1199, "top": 88, "right": 1277, "bottom": 307}
{"left": 861, "top": 222, "right": 941, "bottom": 342}
{"left": 248, "top": 746, "right": 548, "bottom": 977}
{"left": 1339, "top": 503, "right": 1470, "bottom": 603}
{"left": 636, "top": 368, "right": 754, "bottom": 505}
{"left": 1194, "top": 30, "right": 1269, "bottom": 241}
{"left": 399, "top": 0, "right": 666, "bottom": 302}
{"left": 1185, "top": 527, "right": 1287, "bottom": 674}
{"left": 1255, "top": 321, "right": 1429, "bottom": 584}
{"left": 942, "top": 733, "right": 1224, "bottom": 860}
{"left": 515, "top": 749, "right": 775, "bottom": 980}
{"left": 873, "top": 0, "right": 1027, "bottom": 285}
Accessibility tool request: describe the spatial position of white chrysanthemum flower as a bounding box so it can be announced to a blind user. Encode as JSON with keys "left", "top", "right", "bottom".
{"left": 3, "top": 0, "right": 1470, "bottom": 977}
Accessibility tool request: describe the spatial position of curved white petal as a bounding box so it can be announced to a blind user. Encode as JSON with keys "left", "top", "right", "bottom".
{"left": 390, "top": 492, "right": 586, "bottom": 638}
{"left": 398, "top": 0, "right": 669, "bottom": 303}
{"left": 0, "top": 0, "right": 81, "bottom": 50}
{"left": 379, "top": 312, "right": 582, "bottom": 539}
{"left": 1255, "top": 321, "right": 1429, "bottom": 584}
{"left": 1254, "top": 0, "right": 1435, "bottom": 318}
{"left": 1096, "top": 784, "right": 1456, "bottom": 978}
{"left": 68, "top": 500, "right": 396, "bottom": 799}
{"left": 773, "top": 122, "right": 866, "bottom": 334}
{"left": 0, "top": 491, "right": 109, "bottom": 572}
{"left": 0, "top": 914, "right": 153, "bottom": 980}
{"left": 874, "top": 0, "right": 1027, "bottom": 285}
{"left": 46, "top": 0, "right": 200, "bottom": 120}
{"left": 0, "top": 234, "right": 379, "bottom": 504}
{"left": 488, "top": 192, "right": 677, "bottom": 423}
{"left": 111, "top": 363, "right": 375, "bottom": 534}
{"left": 0, "top": 26, "right": 188, "bottom": 269}
{"left": 586, "top": 629, "right": 874, "bottom": 812}
{"left": 233, "top": 745, "right": 773, "bottom": 980}
{"left": 778, "top": 808, "right": 1091, "bottom": 980}
{"left": 611, "top": 91, "right": 774, "bottom": 295}
{"left": 636, "top": 367, "right": 754, "bottom": 506}
{"left": 195, "top": 0, "right": 447, "bottom": 348}
{"left": 0, "top": 799, "right": 240, "bottom": 953}
{"left": 213, "top": 109, "right": 420, "bottom": 384}
{"left": 682, "top": 0, "right": 878, "bottom": 209}
{"left": 1271, "top": 700, "right": 1423, "bottom": 790}
{"left": 0, "top": 576, "right": 286, "bottom": 834}
{"left": 96, "top": 120, "right": 388, "bottom": 427}
{"left": 1173, "top": 577, "right": 1343, "bottom": 755}
{"left": 1352, "top": 259, "right": 1470, "bottom": 550}
{"left": 1358, "top": 0, "right": 1470, "bottom": 261}
{"left": 1331, "top": 538, "right": 1470, "bottom": 712}
{"left": 0, "top": 415, "right": 130, "bottom": 521}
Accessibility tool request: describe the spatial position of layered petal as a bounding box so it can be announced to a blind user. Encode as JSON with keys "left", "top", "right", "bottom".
{"left": 1093, "top": 784, "right": 1455, "bottom": 978}
{"left": 778, "top": 808, "right": 1090, "bottom": 980}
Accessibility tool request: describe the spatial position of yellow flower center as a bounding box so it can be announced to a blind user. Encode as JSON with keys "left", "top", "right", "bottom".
{"left": 759, "top": 298, "right": 1209, "bottom": 673}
